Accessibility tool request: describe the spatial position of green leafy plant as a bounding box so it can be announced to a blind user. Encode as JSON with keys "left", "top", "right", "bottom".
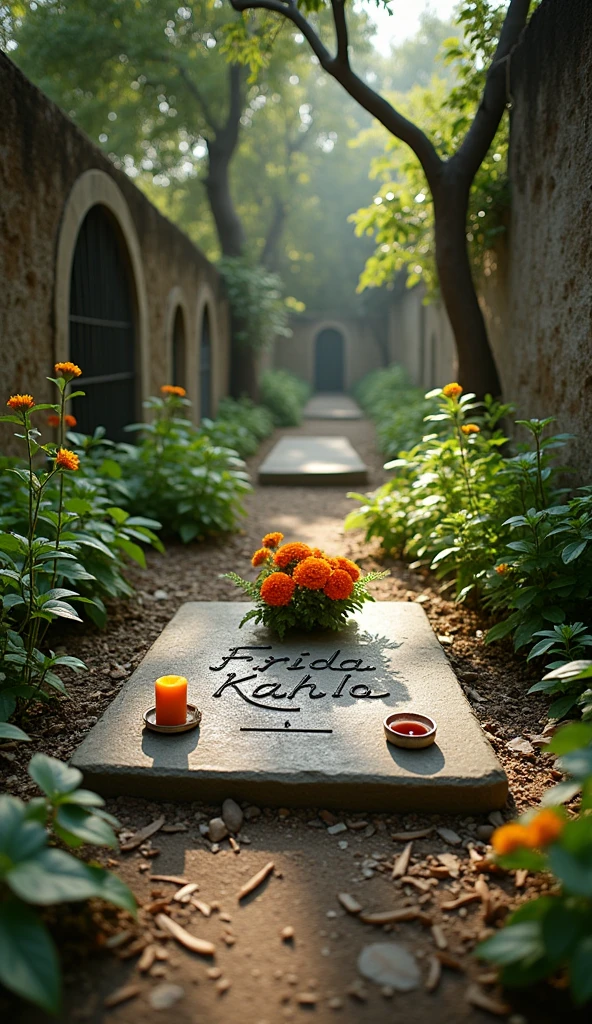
{"left": 201, "top": 397, "right": 274, "bottom": 458}
{"left": 121, "top": 388, "right": 251, "bottom": 542}
{"left": 259, "top": 369, "right": 311, "bottom": 427}
{"left": 218, "top": 257, "right": 292, "bottom": 352}
{"left": 0, "top": 752, "right": 135, "bottom": 1015}
{"left": 353, "top": 365, "right": 430, "bottom": 459}
{"left": 478, "top": 722, "right": 592, "bottom": 1007}
{"left": 529, "top": 660, "right": 592, "bottom": 724}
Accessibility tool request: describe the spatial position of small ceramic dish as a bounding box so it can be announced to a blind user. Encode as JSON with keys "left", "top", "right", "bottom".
{"left": 143, "top": 704, "right": 202, "bottom": 734}
{"left": 383, "top": 712, "right": 437, "bottom": 749}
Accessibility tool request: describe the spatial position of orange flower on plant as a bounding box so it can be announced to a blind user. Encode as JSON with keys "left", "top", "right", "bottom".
{"left": 442, "top": 382, "right": 463, "bottom": 399}
{"left": 461, "top": 423, "right": 480, "bottom": 435}
{"left": 55, "top": 448, "right": 80, "bottom": 471}
{"left": 293, "top": 556, "right": 332, "bottom": 590}
{"left": 7, "top": 394, "right": 35, "bottom": 412}
{"left": 262, "top": 532, "right": 284, "bottom": 549}
{"left": 495, "top": 563, "right": 510, "bottom": 575}
{"left": 161, "top": 384, "right": 186, "bottom": 397}
{"left": 324, "top": 569, "right": 354, "bottom": 601}
{"left": 525, "top": 809, "right": 564, "bottom": 848}
{"left": 260, "top": 572, "right": 295, "bottom": 607}
{"left": 492, "top": 822, "right": 532, "bottom": 856}
{"left": 252, "top": 548, "right": 271, "bottom": 568}
{"left": 64, "top": 414, "right": 77, "bottom": 428}
{"left": 274, "top": 542, "right": 312, "bottom": 568}
{"left": 47, "top": 414, "right": 61, "bottom": 428}
{"left": 333, "top": 556, "right": 361, "bottom": 582}
{"left": 54, "top": 361, "right": 82, "bottom": 379}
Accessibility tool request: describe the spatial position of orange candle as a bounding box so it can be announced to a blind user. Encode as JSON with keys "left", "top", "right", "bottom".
{"left": 155, "top": 675, "right": 188, "bottom": 726}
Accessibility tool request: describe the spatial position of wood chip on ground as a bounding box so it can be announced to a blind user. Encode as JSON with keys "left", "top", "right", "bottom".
{"left": 392, "top": 841, "right": 413, "bottom": 879}
{"left": 425, "top": 956, "right": 442, "bottom": 993}
{"left": 337, "top": 892, "right": 363, "bottom": 915}
{"left": 120, "top": 816, "right": 165, "bottom": 852}
{"left": 155, "top": 913, "right": 216, "bottom": 956}
{"left": 237, "top": 860, "right": 275, "bottom": 901}
{"left": 465, "top": 983, "right": 510, "bottom": 1016}
{"left": 103, "top": 984, "right": 141, "bottom": 1008}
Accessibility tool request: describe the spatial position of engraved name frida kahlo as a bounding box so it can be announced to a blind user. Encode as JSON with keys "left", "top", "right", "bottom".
{"left": 209, "top": 645, "right": 390, "bottom": 712}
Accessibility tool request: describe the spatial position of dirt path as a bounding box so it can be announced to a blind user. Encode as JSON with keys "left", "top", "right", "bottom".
{"left": 2, "top": 416, "right": 575, "bottom": 1024}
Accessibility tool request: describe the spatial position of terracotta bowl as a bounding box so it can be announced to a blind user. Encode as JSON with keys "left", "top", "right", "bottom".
{"left": 383, "top": 712, "right": 437, "bottom": 750}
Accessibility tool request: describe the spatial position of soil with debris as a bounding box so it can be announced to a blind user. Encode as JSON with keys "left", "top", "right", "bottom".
{"left": 1, "top": 417, "right": 582, "bottom": 1024}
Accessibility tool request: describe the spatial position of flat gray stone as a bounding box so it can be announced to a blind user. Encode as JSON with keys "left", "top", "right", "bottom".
{"left": 71, "top": 603, "right": 506, "bottom": 812}
{"left": 304, "top": 394, "right": 364, "bottom": 420}
{"left": 258, "top": 436, "right": 368, "bottom": 486}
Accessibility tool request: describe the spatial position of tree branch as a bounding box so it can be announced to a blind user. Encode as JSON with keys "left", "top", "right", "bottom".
{"left": 177, "top": 64, "right": 220, "bottom": 134}
{"left": 452, "top": 0, "right": 532, "bottom": 181}
{"left": 330, "top": 0, "right": 349, "bottom": 66}
{"left": 229, "top": 0, "right": 442, "bottom": 184}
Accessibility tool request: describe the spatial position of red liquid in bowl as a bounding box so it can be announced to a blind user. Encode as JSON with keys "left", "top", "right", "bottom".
{"left": 390, "top": 721, "right": 430, "bottom": 737}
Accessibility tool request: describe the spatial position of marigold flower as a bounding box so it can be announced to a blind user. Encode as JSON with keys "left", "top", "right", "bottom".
{"left": 7, "top": 394, "right": 35, "bottom": 411}
{"left": 161, "top": 384, "right": 186, "bottom": 397}
{"left": 251, "top": 548, "right": 271, "bottom": 567}
{"left": 274, "top": 542, "right": 312, "bottom": 568}
{"left": 495, "top": 563, "right": 510, "bottom": 575}
{"left": 47, "top": 414, "right": 61, "bottom": 428}
{"left": 293, "top": 556, "right": 332, "bottom": 590}
{"left": 260, "top": 572, "right": 295, "bottom": 607}
{"left": 525, "top": 809, "right": 564, "bottom": 848}
{"left": 492, "top": 822, "right": 532, "bottom": 856}
{"left": 55, "top": 361, "right": 82, "bottom": 379}
{"left": 324, "top": 569, "right": 354, "bottom": 601}
{"left": 333, "top": 556, "right": 361, "bottom": 582}
{"left": 55, "top": 448, "right": 80, "bottom": 471}
{"left": 442, "top": 382, "right": 463, "bottom": 399}
{"left": 262, "top": 532, "right": 284, "bottom": 549}
{"left": 461, "top": 423, "right": 480, "bottom": 435}
{"left": 64, "top": 414, "right": 77, "bottom": 428}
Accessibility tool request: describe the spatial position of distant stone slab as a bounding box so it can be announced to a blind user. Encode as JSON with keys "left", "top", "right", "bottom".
{"left": 304, "top": 394, "right": 364, "bottom": 420}
{"left": 71, "top": 603, "right": 507, "bottom": 812}
{"left": 258, "top": 436, "right": 368, "bottom": 486}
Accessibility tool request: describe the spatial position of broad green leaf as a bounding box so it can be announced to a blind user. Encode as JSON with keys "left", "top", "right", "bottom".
{"left": 116, "top": 537, "right": 146, "bottom": 567}
{"left": 542, "top": 902, "right": 583, "bottom": 962}
{"left": 548, "top": 694, "right": 579, "bottom": 720}
{"left": 0, "top": 796, "right": 47, "bottom": 864}
{"left": 0, "top": 901, "right": 60, "bottom": 1015}
{"left": 0, "top": 722, "right": 30, "bottom": 742}
{"left": 547, "top": 847, "right": 592, "bottom": 897}
{"left": 55, "top": 805, "right": 117, "bottom": 847}
{"left": 540, "top": 780, "right": 583, "bottom": 806}
{"left": 570, "top": 935, "right": 592, "bottom": 1005}
{"left": 28, "top": 753, "right": 82, "bottom": 799}
{"left": 478, "top": 921, "right": 544, "bottom": 966}
{"left": 547, "top": 722, "right": 592, "bottom": 755}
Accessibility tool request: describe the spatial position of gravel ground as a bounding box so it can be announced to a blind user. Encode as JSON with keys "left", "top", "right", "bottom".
{"left": 1, "top": 416, "right": 579, "bottom": 1024}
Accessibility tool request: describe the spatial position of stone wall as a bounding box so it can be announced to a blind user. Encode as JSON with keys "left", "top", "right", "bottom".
{"left": 482, "top": 0, "right": 592, "bottom": 476}
{"left": 273, "top": 313, "right": 386, "bottom": 391}
{"left": 0, "top": 53, "right": 230, "bottom": 454}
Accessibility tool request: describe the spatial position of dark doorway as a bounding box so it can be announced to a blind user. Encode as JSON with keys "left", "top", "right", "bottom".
{"left": 69, "top": 205, "right": 136, "bottom": 440}
{"left": 200, "top": 307, "right": 212, "bottom": 419}
{"left": 171, "top": 306, "right": 186, "bottom": 389}
{"left": 314, "top": 328, "right": 345, "bottom": 392}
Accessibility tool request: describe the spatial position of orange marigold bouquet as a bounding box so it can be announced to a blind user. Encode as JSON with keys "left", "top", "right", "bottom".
{"left": 226, "top": 532, "right": 388, "bottom": 638}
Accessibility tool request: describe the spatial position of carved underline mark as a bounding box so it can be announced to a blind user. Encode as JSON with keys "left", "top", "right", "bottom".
{"left": 240, "top": 727, "right": 333, "bottom": 734}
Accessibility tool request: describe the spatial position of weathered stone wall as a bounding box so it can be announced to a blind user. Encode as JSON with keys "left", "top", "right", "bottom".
{"left": 274, "top": 313, "right": 386, "bottom": 391}
{"left": 0, "top": 53, "right": 230, "bottom": 453}
{"left": 483, "top": 0, "right": 592, "bottom": 476}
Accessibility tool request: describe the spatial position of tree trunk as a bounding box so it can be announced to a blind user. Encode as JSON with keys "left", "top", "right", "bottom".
{"left": 433, "top": 176, "right": 502, "bottom": 397}
{"left": 205, "top": 144, "right": 245, "bottom": 259}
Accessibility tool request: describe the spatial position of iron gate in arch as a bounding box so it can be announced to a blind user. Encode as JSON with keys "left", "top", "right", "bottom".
{"left": 314, "top": 327, "right": 345, "bottom": 392}
{"left": 200, "top": 307, "right": 212, "bottom": 419}
{"left": 69, "top": 204, "right": 137, "bottom": 441}
{"left": 171, "top": 306, "right": 186, "bottom": 389}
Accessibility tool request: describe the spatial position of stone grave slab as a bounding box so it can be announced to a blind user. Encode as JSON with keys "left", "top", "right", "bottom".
{"left": 258, "top": 436, "right": 368, "bottom": 486}
{"left": 303, "top": 394, "right": 364, "bottom": 420}
{"left": 72, "top": 603, "right": 507, "bottom": 812}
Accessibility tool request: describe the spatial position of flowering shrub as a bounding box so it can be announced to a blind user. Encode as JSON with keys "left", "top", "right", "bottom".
{"left": 353, "top": 364, "right": 430, "bottom": 458}
{"left": 347, "top": 372, "right": 592, "bottom": 672}
{"left": 478, "top": 721, "right": 592, "bottom": 1006}
{"left": 0, "top": 748, "right": 135, "bottom": 1015}
{"left": 226, "top": 532, "right": 388, "bottom": 638}
{"left": 120, "top": 387, "right": 251, "bottom": 542}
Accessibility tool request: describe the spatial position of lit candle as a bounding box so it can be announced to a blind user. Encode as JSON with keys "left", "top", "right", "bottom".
{"left": 155, "top": 675, "right": 188, "bottom": 726}
{"left": 390, "top": 721, "right": 430, "bottom": 737}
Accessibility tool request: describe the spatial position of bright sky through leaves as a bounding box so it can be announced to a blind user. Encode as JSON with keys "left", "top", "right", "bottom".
{"left": 366, "top": 0, "right": 458, "bottom": 54}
